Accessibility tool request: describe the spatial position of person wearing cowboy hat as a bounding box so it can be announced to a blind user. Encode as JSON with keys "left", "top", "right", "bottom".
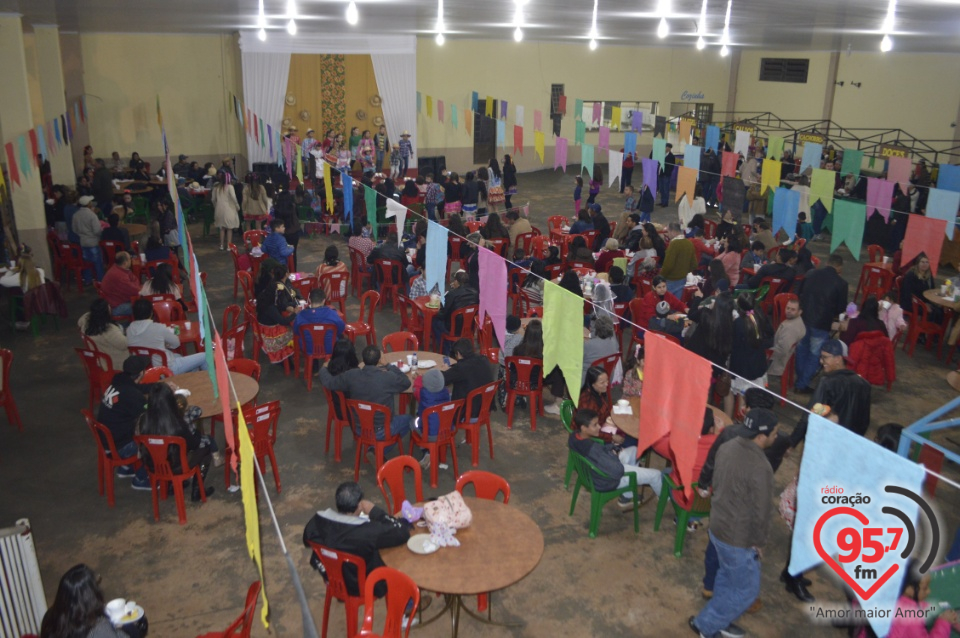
{"left": 286, "top": 125, "right": 300, "bottom": 145}
{"left": 398, "top": 131, "right": 414, "bottom": 179}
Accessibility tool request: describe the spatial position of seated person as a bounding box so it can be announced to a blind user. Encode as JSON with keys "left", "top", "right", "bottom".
{"left": 566, "top": 235, "right": 595, "bottom": 265}
{"left": 442, "top": 338, "right": 493, "bottom": 420}
{"left": 318, "top": 345, "right": 413, "bottom": 441}
{"left": 143, "top": 233, "right": 172, "bottom": 263}
{"left": 648, "top": 300, "right": 685, "bottom": 339}
{"left": 368, "top": 232, "right": 410, "bottom": 288}
{"left": 432, "top": 271, "right": 479, "bottom": 353}
{"left": 594, "top": 238, "right": 625, "bottom": 274}
{"left": 99, "top": 213, "right": 130, "bottom": 250}
{"left": 97, "top": 355, "right": 155, "bottom": 489}
{"left": 292, "top": 288, "right": 345, "bottom": 359}
{"left": 607, "top": 266, "right": 633, "bottom": 304}
{"left": 262, "top": 218, "right": 295, "bottom": 264}
{"left": 411, "top": 369, "right": 451, "bottom": 469}
{"left": 741, "top": 248, "right": 797, "bottom": 290}
{"left": 740, "top": 241, "right": 766, "bottom": 271}
{"left": 78, "top": 299, "right": 128, "bottom": 369}
{"left": 302, "top": 481, "right": 412, "bottom": 599}
{"left": 140, "top": 262, "right": 182, "bottom": 301}
{"left": 569, "top": 209, "right": 592, "bottom": 235}
{"left": 636, "top": 275, "right": 686, "bottom": 327}
{"left": 126, "top": 298, "right": 208, "bottom": 374}
{"left": 578, "top": 366, "right": 637, "bottom": 448}
{"left": 580, "top": 315, "right": 620, "bottom": 388}
{"left": 101, "top": 252, "right": 142, "bottom": 318}
{"left": 840, "top": 297, "right": 889, "bottom": 345}
{"left": 568, "top": 409, "right": 662, "bottom": 510}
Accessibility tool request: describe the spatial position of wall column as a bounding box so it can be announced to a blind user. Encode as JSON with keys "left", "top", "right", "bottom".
{"left": 34, "top": 25, "right": 75, "bottom": 185}
{"left": 725, "top": 49, "right": 741, "bottom": 115}
{"left": 0, "top": 14, "right": 49, "bottom": 271}
{"left": 822, "top": 51, "right": 841, "bottom": 137}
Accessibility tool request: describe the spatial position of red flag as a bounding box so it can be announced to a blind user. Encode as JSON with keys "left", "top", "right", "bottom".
{"left": 558, "top": 95, "right": 567, "bottom": 115}
{"left": 45, "top": 121, "right": 55, "bottom": 154}
{"left": 28, "top": 129, "right": 38, "bottom": 166}
{"left": 514, "top": 125, "right": 523, "bottom": 155}
{"left": 245, "top": 108, "right": 251, "bottom": 135}
{"left": 721, "top": 151, "right": 739, "bottom": 178}
{"left": 253, "top": 114, "right": 259, "bottom": 143}
{"left": 79, "top": 96, "right": 87, "bottom": 122}
{"left": 638, "top": 335, "right": 712, "bottom": 500}
{"left": 213, "top": 334, "right": 238, "bottom": 477}
{"left": 902, "top": 215, "right": 947, "bottom": 277}
{"left": 4, "top": 143, "right": 20, "bottom": 187}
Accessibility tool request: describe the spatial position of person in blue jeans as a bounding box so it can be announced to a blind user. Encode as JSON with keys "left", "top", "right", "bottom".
{"left": 794, "top": 253, "right": 848, "bottom": 392}
{"left": 690, "top": 409, "right": 778, "bottom": 638}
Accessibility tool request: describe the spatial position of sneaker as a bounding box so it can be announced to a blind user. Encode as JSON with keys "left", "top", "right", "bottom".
{"left": 688, "top": 616, "right": 708, "bottom": 638}
{"left": 720, "top": 624, "right": 745, "bottom": 638}
{"left": 617, "top": 494, "right": 636, "bottom": 511}
{"left": 543, "top": 402, "right": 560, "bottom": 415}
{"left": 14, "top": 321, "right": 30, "bottom": 331}
{"left": 419, "top": 453, "right": 431, "bottom": 470}
{"left": 115, "top": 465, "right": 136, "bottom": 479}
{"left": 131, "top": 476, "right": 152, "bottom": 491}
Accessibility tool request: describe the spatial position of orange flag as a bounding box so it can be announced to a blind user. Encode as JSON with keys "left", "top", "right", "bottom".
{"left": 721, "top": 151, "right": 739, "bottom": 178}
{"left": 902, "top": 215, "right": 947, "bottom": 277}
{"left": 213, "top": 334, "right": 238, "bottom": 477}
{"left": 675, "top": 166, "right": 697, "bottom": 204}
{"left": 465, "top": 110, "right": 473, "bottom": 136}
{"left": 679, "top": 119, "right": 692, "bottom": 144}
{"left": 638, "top": 335, "right": 712, "bottom": 500}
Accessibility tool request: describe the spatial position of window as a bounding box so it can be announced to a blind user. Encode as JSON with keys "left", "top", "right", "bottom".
{"left": 549, "top": 84, "right": 565, "bottom": 118}
{"left": 580, "top": 101, "right": 657, "bottom": 132}
{"left": 759, "top": 58, "right": 809, "bottom": 83}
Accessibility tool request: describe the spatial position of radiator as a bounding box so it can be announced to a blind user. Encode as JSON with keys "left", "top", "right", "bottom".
{"left": 0, "top": 519, "right": 46, "bottom": 638}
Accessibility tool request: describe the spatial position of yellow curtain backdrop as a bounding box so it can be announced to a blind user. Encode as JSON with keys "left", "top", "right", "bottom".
{"left": 284, "top": 54, "right": 384, "bottom": 138}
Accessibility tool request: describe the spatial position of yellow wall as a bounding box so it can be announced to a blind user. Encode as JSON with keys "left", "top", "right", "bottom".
{"left": 344, "top": 55, "right": 383, "bottom": 139}
{"left": 283, "top": 54, "right": 323, "bottom": 137}
{"left": 734, "top": 50, "right": 832, "bottom": 119}
{"left": 22, "top": 33, "right": 45, "bottom": 127}
{"left": 415, "top": 38, "right": 732, "bottom": 172}
{"left": 79, "top": 33, "right": 244, "bottom": 168}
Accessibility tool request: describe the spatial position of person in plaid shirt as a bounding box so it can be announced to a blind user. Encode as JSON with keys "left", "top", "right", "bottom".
{"left": 398, "top": 131, "right": 414, "bottom": 178}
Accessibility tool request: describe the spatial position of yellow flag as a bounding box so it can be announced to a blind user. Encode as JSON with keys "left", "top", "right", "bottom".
{"left": 761, "top": 159, "right": 781, "bottom": 195}
{"left": 323, "top": 161, "right": 334, "bottom": 212}
{"left": 466, "top": 111, "right": 473, "bottom": 135}
{"left": 534, "top": 131, "right": 545, "bottom": 164}
{"left": 679, "top": 119, "right": 692, "bottom": 144}
{"left": 238, "top": 407, "right": 270, "bottom": 628}
{"left": 611, "top": 106, "right": 622, "bottom": 131}
{"left": 426, "top": 96, "right": 433, "bottom": 118}
{"left": 0, "top": 161, "right": 6, "bottom": 200}
{"left": 485, "top": 97, "right": 494, "bottom": 118}
{"left": 295, "top": 147, "right": 304, "bottom": 184}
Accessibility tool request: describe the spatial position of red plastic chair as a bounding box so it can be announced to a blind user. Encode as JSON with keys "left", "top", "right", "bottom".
{"left": 547, "top": 215, "right": 567, "bottom": 236}
{"left": 382, "top": 331, "right": 419, "bottom": 353}
{"left": 345, "top": 290, "right": 380, "bottom": 346}
{"left": 457, "top": 381, "right": 498, "bottom": 467}
{"left": 134, "top": 434, "right": 208, "bottom": 525}
{"left": 456, "top": 470, "right": 510, "bottom": 503}
{"left": 228, "top": 243, "right": 244, "bottom": 299}
{"left": 58, "top": 241, "right": 93, "bottom": 292}
{"left": 447, "top": 236, "right": 466, "bottom": 278}
{"left": 152, "top": 300, "right": 185, "bottom": 324}
{"left": 141, "top": 366, "right": 175, "bottom": 383}
{"left": 82, "top": 409, "right": 140, "bottom": 507}
{"left": 530, "top": 235, "right": 551, "bottom": 261}
{"left": 320, "top": 271, "right": 350, "bottom": 315}
{"left": 243, "top": 230, "right": 266, "bottom": 251}
{"left": 308, "top": 543, "right": 366, "bottom": 638}
{"left": 855, "top": 266, "right": 894, "bottom": 305}
{"left": 195, "top": 581, "right": 261, "bottom": 638}
{"left": 373, "top": 259, "right": 403, "bottom": 312}
{"left": 0, "top": 349, "right": 21, "bottom": 430}
{"left": 99, "top": 240, "right": 124, "bottom": 267}
{"left": 128, "top": 345, "right": 170, "bottom": 369}
{"left": 242, "top": 400, "right": 282, "bottom": 492}
{"left": 222, "top": 323, "right": 248, "bottom": 362}
{"left": 348, "top": 246, "right": 372, "bottom": 297}
{"left": 487, "top": 237, "right": 510, "bottom": 257}
{"left": 237, "top": 270, "right": 255, "bottom": 306}
{"left": 756, "top": 277, "right": 791, "bottom": 316}
{"left": 516, "top": 231, "right": 536, "bottom": 257}
{"left": 504, "top": 356, "right": 545, "bottom": 431}
{"left": 867, "top": 244, "right": 885, "bottom": 263}
{"left": 397, "top": 294, "right": 425, "bottom": 345}
{"left": 703, "top": 219, "right": 717, "bottom": 239}
{"left": 75, "top": 347, "right": 115, "bottom": 414}
{"left": 290, "top": 274, "right": 317, "bottom": 301}
{"left": 513, "top": 289, "right": 539, "bottom": 318}
{"left": 143, "top": 258, "right": 180, "bottom": 285}
{"left": 294, "top": 323, "right": 336, "bottom": 391}
{"left": 410, "top": 399, "right": 462, "bottom": 488}
{"left": 772, "top": 293, "right": 799, "bottom": 330}
{"left": 589, "top": 353, "right": 621, "bottom": 403}
{"left": 376, "top": 455, "right": 424, "bottom": 515}
{"left": 348, "top": 400, "right": 403, "bottom": 481}
{"left": 628, "top": 297, "right": 647, "bottom": 347}
{"left": 438, "top": 305, "right": 478, "bottom": 355}
{"left": 475, "top": 315, "right": 498, "bottom": 363}
{"left": 323, "top": 388, "right": 352, "bottom": 463}
{"left": 903, "top": 296, "right": 947, "bottom": 357}
{"left": 358, "top": 567, "right": 420, "bottom": 638}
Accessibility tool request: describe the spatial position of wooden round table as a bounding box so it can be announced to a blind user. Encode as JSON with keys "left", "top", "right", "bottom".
{"left": 609, "top": 396, "right": 732, "bottom": 440}
{"left": 169, "top": 371, "right": 259, "bottom": 418}
{"left": 380, "top": 351, "right": 448, "bottom": 393}
{"left": 923, "top": 288, "right": 960, "bottom": 312}
{"left": 121, "top": 223, "right": 147, "bottom": 237}
{"left": 382, "top": 497, "right": 544, "bottom": 636}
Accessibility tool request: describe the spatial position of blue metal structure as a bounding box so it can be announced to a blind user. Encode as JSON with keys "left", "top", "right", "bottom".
{"left": 898, "top": 394, "right": 960, "bottom": 466}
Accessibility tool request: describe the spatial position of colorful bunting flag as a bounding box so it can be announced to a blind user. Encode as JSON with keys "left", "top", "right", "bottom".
{"left": 575, "top": 120, "right": 585, "bottom": 146}
{"left": 364, "top": 186, "right": 378, "bottom": 241}
{"left": 543, "top": 282, "right": 586, "bottom": 404}
{"left": 438, "top": 99, "right": 444, "bottom": 123}
{"left": 485, "top": 96, "right": 493, "bottom": 117}
{"left": 267, "top": 124, "right": 273, "bottom": 158}
{"left": 534, "top": 109, "right": 542, "bottom": 132}
{"left": 465, "top": 110, "right": 473, "bottom": 136}
{"left": 653, "top": 116, "right": 666, "bottom": 138}
{"left": 641, "top": 158, "right": 659, "bottom": 200}
{"left": 323, "top": 161, "right": 334, "bottom": 212}
{"left": 237, "top": 406, "right": 271, "bottom": 628}
{"left": 902, "top": 215, "right": 947, "bottom": 277}
{"left": 426, "top": 95, "right": 433, "bottom": 118}
{"left": 598, "top": 126, "right": 610, "bottom": 151}
{"left": 610, "top": 106, "right": 621, "bottom": 131}
{"left": 534, "top": 131, "right": 545, "bottom": 164}
{"left": 679, "top": 119, "right": 692, "bottom": 145}
{"left": 608, "top": 150, "right": 623, "bottom": 187}
{"left": 36, "top": 126, "right": 47, "bottom": 160}
{"left": 926, "top": 188, "right": 960, "bottom": 240}
{"left": 632, "top": 110, "right": 644, "bottom": 133}
{"left": 866, "top": 178, "right": 895, "bottom": 221}
{"left": 558, "top": 95, "right": 567, "bottom": 115}
{"left": 575, "top": 99, "right": 583, "bottom": 121}
{"left": 471, "top": 91, "right": 478, "bottom": 111}
{"left": 513, "top": 125, "right": 523, "bottom": 155}
{"left": 684, "top": 145, "right": 701, "bottom": 176}
{"left": 705, "top": 125, "right": 720, "bottom": 152}
{"left": 591, "top": 102, "right": 601, "bottom": 125}
{"left": 515, "top": 105, "right": 523, "bottom": 126}
{"left": 554, "top": 137, "right": 568, "bottom": 172}
{"left": 675, "top": 166, "right": 697, "bottom": 204}
{"left": 496, "top": 120, "right": 505, "bottom": 149}
{"left": 840, "top": 148, "right": 864, "bottom": 181}
{"left": 27, "top": 130, "right": 38, "bottom": 166}
{"left": 18, "top": 136, "right": 31, "bottom": 177}
{"left": 723, "top": 177, "right": 746, "bottom": 213}
{"left": 799, "top": 142, "right": 822, "bottom": 175}
{"left": 478, "top": 247, "right": 508, "bottom": 351}
{"left": 342, "top": 173, "right": 353, "bottom": 228}
{"left": 721, "top": 151, "right": 738, "bottom": 178}
{"left": 767, "top": 136, "right": 785, "bottom": 161}
{"left": 760, "top": 159, "right": 781, "bottom": 195}
{"left": 53, "top": 118, "right": 62, "bottom": 146}
{"left": 734, "top": 130, "right": 751, "bottom": 157}
{"left": 624, "top": 132, "right": 638, "bottom": 158}
{"left": 652, "top": 138, "right": 666, "bottom": 172}
{"left": 810, "top": 168, "right": 835, "bottom": 212}
{"left": 581, "top": 144, "right": 594, "bottom": 176}
{"left": 502, "top": 100, "right": 509, "bottom": 120}
{"left": 772, "top": 187, "right": 801, "bottom": 238}
{"left": 830, "top": 199, "right": 866, "bottom": 260}
{"left": 425, "top": 221, "right": 448, "bottom": 303}
{"left": 937, "top": 164, "right": 960, "bottom": 193}
{"left": 416, "top": 92, "right": 422, "bottom": 114}
{"left": 5, "top": 143, "right": 20, "bottom": 187}
{"left": 888, "top": 156, "right": 913, "bottom": 194}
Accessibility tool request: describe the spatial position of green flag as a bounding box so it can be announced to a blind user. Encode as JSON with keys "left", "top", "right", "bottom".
{"left": 767, "top": 136, "right": 785, "bottom": 161}
{"left": 830, "top": 199, "right": 866, "bottom": 260}
{"left": 840, "top": 148, "right": 864, "bottom": 182}
{"left": 810, "top": 168, "right": 834, "bottom": 213}
{"left": 364, "top": 185, "right": 378, "bottom": 241}
{"left": 543, "top": 282, "right": 585, "bottom": 405}
{"left": 575, "top": 120, "right": 585, "bottom": 146}
{"left": 581, "top": 144, "right": 594, "bottom": 177}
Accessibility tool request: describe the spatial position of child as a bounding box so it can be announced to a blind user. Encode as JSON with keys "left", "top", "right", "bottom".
{"left": 175, "top": 392, "right": 222, "bottom": 467}
{"left": 623, "top": 185, "right": 636, "bottom": 214}
{"left": 796, "top": 211, "right": 814, "bottom": 241}
{"left": 588, "top": 167, "right": 603, "bottom": 204}
{"left": 573, "top": 176, "right": 583, "bottom": 214}
{"left": 411, "top": 369, "right": 451, "bottom": 470}
{"left": 621, "top": 345, "right": 644, "bottom": 397}
{"left": 648, "top": 300, "right": 685, "bottom": 340}
{"left": 637, "top": 183, "right": 655, "bottom": 223}
{"left": 497, "top": 315, "right": 525, "bottom": 410}
{"left": 389, "top": 145, "right": 401, "bottom": 180}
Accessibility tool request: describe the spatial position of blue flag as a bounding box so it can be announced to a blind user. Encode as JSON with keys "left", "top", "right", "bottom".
{"left": 425, "top": 221, "right": 448, "bottom": 304}
{"left": 705, "top": 125, "right": 720, "bottom": 153}
{"left": 685, "top": 145, "right": 701, "bottom": 176}
{"left": 623, "top": 132, "right": 637, "bottom": 157}
{"left": 342, "top": 172, "right": 354, "bottom": 229}
{"left": 772, "top": 187, "right": 800, "bottom": 237}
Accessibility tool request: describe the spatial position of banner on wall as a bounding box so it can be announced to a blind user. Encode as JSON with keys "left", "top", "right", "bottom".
{"left": 732, "top": 121, "right": 757, "bottom": 134}
{"left": 880, "top": 144, "right": 910, "bottom": 159}
{"left": 797, "top": 132, "right": 825, "bottom": 145}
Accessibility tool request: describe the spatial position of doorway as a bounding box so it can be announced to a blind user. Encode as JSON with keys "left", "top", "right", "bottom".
{"left": 473, "top": 99, "right": 497, "bottom": 165}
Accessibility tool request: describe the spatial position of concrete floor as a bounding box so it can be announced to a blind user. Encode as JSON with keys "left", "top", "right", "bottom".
{"left": 1, "top": 168, "right": 959, "bottom": 638}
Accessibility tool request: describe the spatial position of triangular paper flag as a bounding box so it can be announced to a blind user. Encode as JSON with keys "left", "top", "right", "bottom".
{"left": 830, "top": 199, "right": 866, "bottom": 260}
{"left": 772, "top": 187, "right": 800, "bottom": 238}
{"left": 515, "top": 105, "right": 524, "bottom": 126}
{"left": 840, "top": 148, "right": 864, "bottom": 181}
{"left": 610, "top": 106, "right": 621, "bottom": 130}
{"left": 887, "top": 156, "right": 913, "bottom": 194}
{"left": 598, "top": 126, "right": 610, "bottom": 150}
{"left": 466, "top": 110, "right": 473, "bottom": 136}
{"left": 534, "top": 131, "right": 545, "bottom": 164}
{"left": 675, "top": 166, "right": 696, "bottom": 204}
{"left": 721, "top": 151, "right": 738, "bottom": 178}
{"left": 534, "top": 109, "right": 542, "bottom": 131}
{"left": 496, "top": 120, "right": 505, "bottom": 148}
{"left": 575, "top": 120, "right": 585, "bottom": 146}
{"left": 705, "top": 125, "right": 720, "bottom": 153}
{"left": 926, "top": 188, "right": 960, "bottom": 240}
{"left": 478, "top": 247, "right": 508, "bottom": 350}
{"left": 734, "top": 130, "right": 751, "bottom": 156}
{"left": 437, "top": 99, "right": 444, "bottom": 123}
{"left": 652, "top": 138, "right": 666, "bottom": 172}
{"left": 426, "top": 95, "right": 433, "bottom": 118}
{"left": 684, "top": 145, "right": 700, "bottom": 176}
{"left": 591, "top": 102, "right": 601, "bottom": 125}
{"left": 554, "top": 137, "right": 568, "bottom": 172}
{"left": 902, "top": 215, "right": 947, "bottom": 277}
{"left": 608, "top": 150, "right": 623, "bottom": 187}
{"left": 471, "top": 91, "right": 478, "bottom": 111}
{"left": 624, "top": 132, "right": 638, "bottom": 158}
{"left": 514, "top": 125, "right": 523, "bottom": 155}
{"left": 485, "top": 96, "right": 494, "bottom": 117}
{"left": 581, "top": 144, "right": 594, "bottom": 176}
{"left": 575, "top": 99, "right": 583, "bottom": 120}
{"left": 385, "top": 199, "right": 407, "bottom": 245}
{"left": 810, "top": 168, "right": 834, "bottom": 212}
{"left": 761, "top": 159, "right": 782, "bottom": 195}
{"left": 937, "top": 164, "right": 960, "bottom": 193}
{"left": 767, "top": 136, "right": 785, "bottom": 161}
{"left": 867, "top": 178, "right": 895, "bottom": 222}
{"left": 425, "top": 221, "right": 448, "bottom": 303}
{"left": 416, "top": 92, "right": 422, "bottom": 114}
{"left": 799, "top": 142, "right": 822, "bottom": 174}
{"left": 543, "top": 282, "right": 586, "bottom": 404}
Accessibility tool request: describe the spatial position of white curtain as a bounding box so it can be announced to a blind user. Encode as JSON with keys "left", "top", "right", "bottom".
{"left": 371, "top": 53, "right": 417, "bottom": 164}
{"left": 241, "top": 52, "right": 291, "bottom": 165}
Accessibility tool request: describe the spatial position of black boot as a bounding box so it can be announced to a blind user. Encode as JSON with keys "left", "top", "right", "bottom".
{"left": 780, "top": 569, "right": 812, "bottom": 587}
{"left": 781, "top": 569, "right": 814, "bottom": 602}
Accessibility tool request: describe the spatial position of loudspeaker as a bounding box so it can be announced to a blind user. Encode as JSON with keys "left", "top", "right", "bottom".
{"left": 417, "top": 155, "right": 446, "bottom": 178}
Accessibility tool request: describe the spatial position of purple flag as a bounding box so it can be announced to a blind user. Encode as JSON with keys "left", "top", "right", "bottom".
{"left": 598, "top": 126, "right": 610, "bottom": 151}
{"left": 554, "top": 137, "right": 568, "bottom": 172}
{"left": 632, "top": 111, "right": 643, "bottom": 132}
{"left": 641, "top": 158, "right": 659, "bottom": 199}
{"left": 592, "top": 102, "right": 601, "bottom": 125}
{"left": 478, "top": 247, "right": 508, "bottom": 352}
{"left": 534, "top": 109, "right": 542, "bottom": 131}
{"left": 268, "top": 124, "right": 274, "bottom": 158}
{"left": 866, "top": 177, "right": 895, "bottom": 222}
{"left": 500, "top": 100, "right": 508, "bottom": 120}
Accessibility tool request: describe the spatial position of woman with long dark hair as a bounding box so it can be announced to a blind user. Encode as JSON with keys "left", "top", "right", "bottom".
{"left": 78, "top": 298, "right": 128, "bottom": 369}
{"left": 315, "top": 244, "right": 348, "bottom": 297}
{"left": 327, "top": 337, "right": 360, "bottom": 376}
{"left": 487, "top": 158, "right": 505, "bottom": 213}
{"left": 558, "top": 270, "right": 584, "bottom": 297}
{"left": 480, "top": 211, "right": 509, "bottom": 240}
{"left": 138, "top": 383, "right": 214, "bottom": 501}
{"left": 686, "top": 292, "right": 735, "bottom": 414}
{"left": 502, "top": 154, "right": 518, "bottom": 209}
{"left": 730, "top": 293, "right": 773, "bottom": 404}
{"left": 40, "top": 564, "right": 126, "bottom": 638}
{"left": 643, "top": 222, "right": 667, "bottom": 262}
{"left": 140, "top": 262, "right": 181, "bottom": 300}
{"left": 841, "top": 297, "right": 889, "bottom": 345}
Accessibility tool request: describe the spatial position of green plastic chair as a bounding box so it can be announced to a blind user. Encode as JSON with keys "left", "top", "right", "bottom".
{"left": 568, "top": 450, "right": 639, "bottom": 538}
{"left": 732, "top": 282, "right": 770, "bottom": 301}
{"left": 653, "top": 473, "right": 713, "bottom": 557}
{"left": 128, "top": 196, "right": 150, "bottom": 223}
{"left": 560, "top": 400, "right": 605, "bottom": 490}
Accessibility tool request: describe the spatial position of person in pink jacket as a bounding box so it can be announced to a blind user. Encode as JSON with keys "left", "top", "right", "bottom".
{"left": 856, "top": 560, "right": 959, "bottom": 638}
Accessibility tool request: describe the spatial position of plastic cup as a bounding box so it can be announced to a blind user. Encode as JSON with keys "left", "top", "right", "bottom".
{"left": 184, "top": 321, "right": 191, "bottom": 330}
{"left": 105, "top": 599, "right": 125, "bottom": 621}
{"left": 406, "top": 354, "right": 415, "bottom": 366}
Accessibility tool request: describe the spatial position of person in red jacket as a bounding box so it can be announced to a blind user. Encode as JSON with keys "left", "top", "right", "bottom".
{"left": 634, "top": 275, "right": 686, "bottom": 328}
{"left": 100, "top": 251, "right": 141, "bottom": 318}
{"left": 847, "top": 330, "right": 896, "bottom": 389}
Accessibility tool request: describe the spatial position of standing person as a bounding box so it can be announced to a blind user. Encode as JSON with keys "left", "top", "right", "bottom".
{"left": 212, "top": 172, "right": 240, "bottom": 251}
{"left": 587, "top": 167, "right": 602, "bottom": 205}
{"left": 242, "top": 173, "right": 270, "bottom": 231}
{"left": 689, "top": 409, "right": 779, "bottom": 638}
{"left": 679, "top": 183, "right": 707, "bottom": 229}
{"left": 358, "top": 129, "right": 376, "bottom": 177}
{"left": 620, "top": 147, "right": 635, "bottom": 193}
{"left": 573, "top": 176, "right": 583, "bottom": 214}
{"left": 729, "top": 294, "right": 774, "bottom": 407}
{"left": 487, "top": 158, "right": 505, "bottom": 214}
{"left": 502, "top": 154, "right": 518, "bottom": 209}
{"left": 660, "top": 222, "right": 698, "bottom": 298}
{"left": 423, "top": 173, "right": 444, "bottom": 221}
{"left": 73, "top": 196, "right": 104, "bottom": 283}
{"left": 347, "top": 126, "right": 362, "bottom": 170}
{"left": 398, "top": 131, "right": 414, "bottom": 178}
{"left": 637, "top": 182, "right": 655, "bottom": 223}
{"left": 460, "top": 171, "right": 480, "bottom": 219}
{"left": 657, "top": 143, "right": 676, "bottom": 207}
{"left": 92, "top": 158, "right": 114, "bottom": 216}
{"left": 794, "top": 254, "right": 848, "bottom": 393}
{"left": 301, "top": 128, "right": 318, "bottom": 178}
{"left": 373, "top": 125, "right": 389, "bottom": 172}
{"left": 767, "top": 297, "right": 805, "bottom": 378}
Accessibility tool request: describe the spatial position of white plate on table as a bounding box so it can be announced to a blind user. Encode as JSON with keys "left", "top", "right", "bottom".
{"left": 113, "top": 604, "right": 144, "bottom": 627}
{"left": 407, "top": 534, "right": 439, "bottom": 555}
{"left": 417, "top": 360, "right": 437, "bottom": 369}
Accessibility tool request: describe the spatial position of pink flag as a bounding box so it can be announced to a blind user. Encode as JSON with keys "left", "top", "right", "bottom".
{"left": 514, "top": 125, "right": 523, "bottom": 155}
{"left": 592, "top": 102, "right": 601, "bottom": 125}
{"left": 902, "top": 215, "right": 947, "bottom": 277}
{"left": 598, "top": 126, "right": 610, "bottom": 151}
{"left": 866, "top": 178, "right": 895, "bottom": 221}
{"left": 438, "top": 99, "right": 444, "bottom": 123}
{"left": 534, "top": 109, "right": 542, "bottom": 131}
{"left": 638, "top": 335, "right": 712, "bottom": 500}
{"left": 283, "top": 138, "right": 294, "bottom": 179}
{"left": 554, "top": 137, "right": 568, "bottom": 172}
{"left": 721, "top": 151, "right": 739, "bottom": 178}
{"left": 478, "top": 247, "right": 507, "bottom": 351}
{"left": 888, "top": 156, "right": 913, "bottom": 194}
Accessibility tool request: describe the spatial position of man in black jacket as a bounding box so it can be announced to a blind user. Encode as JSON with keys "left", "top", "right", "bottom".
{"left": 302, "top": 481, "right": 411, "bottom": 598}
{"left": 432, "top": 271, "right": 478, "bottom": 353}
{"left": 741, "top": 249, "right": 798, "bottom": 290}
{"left": 92, "top": 159, "right": 115, "bottom": 216}
{"left": 442, "top": 339, "right": 493, "bottom": 420}
{"left": 368, "top": 233, "right": 410, "bottom": 288}
{"left": 657, "top": 143, "right": 676, "bottom": 207}
{"left": 794, "top": 253, "right": 848, "bottom": 392}
{"left": 589, "top": 203, "right": 611, "bottom": 252}
{"left": 97, "top": 355, "right": 154, "bottom": 489}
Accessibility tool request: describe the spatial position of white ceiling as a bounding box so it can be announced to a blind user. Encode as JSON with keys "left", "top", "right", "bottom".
{"left": 4, "top": 0, "right": 960, "bottom": 53}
